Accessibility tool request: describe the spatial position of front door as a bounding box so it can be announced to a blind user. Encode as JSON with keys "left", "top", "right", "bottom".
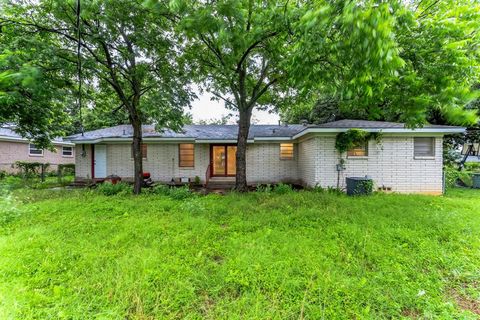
{"left": 94, "top": 144, "right": 107, "bottom": 178}
{"left": 211, "top": 145, "right": 236, "bottom": 176}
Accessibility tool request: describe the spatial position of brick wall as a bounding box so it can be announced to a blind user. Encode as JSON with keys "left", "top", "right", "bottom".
{"left": 74, "top": 136, "right": 444, "bottom": 194}
{"left": 75, "top": 144, "right": 91, "bottom": 179}
{"left": 0, "top": 141, "right": 75, "bottom": 173}
{"left": 246, "top": 143, "right": 299, "bottom": 184}
{"left": 298, "top": 135, "right": 444, "bottom": 194}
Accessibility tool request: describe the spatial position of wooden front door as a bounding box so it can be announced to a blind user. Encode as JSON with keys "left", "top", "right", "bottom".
{"left": 211, "top": 145, "right": 236, "bottom": 176}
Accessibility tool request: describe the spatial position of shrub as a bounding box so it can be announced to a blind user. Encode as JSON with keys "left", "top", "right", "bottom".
{"left": 168, "top": 185, "right": 193, "bottom": 200}
{"left": 96, "top": 182, "right": 132, "bottom": 196}
{"left": 58, "top": 164, "right": 75, "bottom": 177}
{"left": 193, "top": 176, "right": 201, "bottom": 185}
{"left": 0, "top": 188, "right": 23, "bottom": 226}
{"left": 445, "top": 167, "right": 473, "bottom": 188}
{"left": 151, "top": 184, "right": 171, "bottom": 196}
{"left": 465, "top": 162, "right": 480, "bottom": 172}
{"left": 15, "top": 161, "right": 50, "bottom": 178}
{"left": 273, "top": 183, "right": 293, "bottom": 194}
{"left": 0, "top": 171, "right": 7, "bottom": 179}
{"left": 256, "top": 184, "right": 272, "bottom": 193}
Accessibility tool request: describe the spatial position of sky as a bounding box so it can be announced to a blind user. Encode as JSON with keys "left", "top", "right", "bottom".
{"left": 187, "top": 91, "right": 280, "bottom": 125}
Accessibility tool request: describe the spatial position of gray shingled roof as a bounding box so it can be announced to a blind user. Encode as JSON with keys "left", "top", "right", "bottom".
{"left": 67, "top": 119, "right": 465, "bottom": 142}
{"left": 68, "top": 124, "right": 306, "bottom": 141}
{"left": 0, "top": 125, "right": 70, "bottom": 143}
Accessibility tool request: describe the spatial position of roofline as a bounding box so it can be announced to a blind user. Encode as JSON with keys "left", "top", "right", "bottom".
{"left": 68, "top": 127, "right": 466, "bottom": 144}
{"left": 0, "top": 136, "right": 74, "bottom": 146}
{"left": 292, "top": 127, "right": 466, "bottom": 139}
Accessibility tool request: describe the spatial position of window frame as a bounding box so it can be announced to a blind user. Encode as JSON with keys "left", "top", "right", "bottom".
{"left": 347, "top": 141, "right": 369, "bottom": 158}
{"left": 28, "top": 143, "right": 44, "bottom": 157}
{"left": 280, "top": 143, "right": 294, "bottom": 160}
{"left": 414, "top": 137, "right": 435, "bottom": 159}
{"left": 179, "top": 143, "right": 195, "bottom": 168}
{"left": 62, "top": 146, "right": 74, "bottom": 157}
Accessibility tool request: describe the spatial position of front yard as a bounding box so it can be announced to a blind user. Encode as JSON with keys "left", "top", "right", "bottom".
{"left": 0, "top": 186, "right": 479, "bottom": 319}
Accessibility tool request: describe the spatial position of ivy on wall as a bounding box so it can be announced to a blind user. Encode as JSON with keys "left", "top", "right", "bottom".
{"left": 335, "top": 129, "right": 383, "bottom": 154}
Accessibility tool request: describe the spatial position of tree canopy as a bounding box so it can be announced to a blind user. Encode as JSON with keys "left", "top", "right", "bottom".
{"left": 282, "top": 0, "right": 480, "bottom": 127}
{"left": 2, "top": 0, "right": 194, "bottom": 193}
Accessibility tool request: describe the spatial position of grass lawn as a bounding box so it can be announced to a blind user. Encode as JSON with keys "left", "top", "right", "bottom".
{"left": 0, "top": 187, "right": 479, "bottom": 319}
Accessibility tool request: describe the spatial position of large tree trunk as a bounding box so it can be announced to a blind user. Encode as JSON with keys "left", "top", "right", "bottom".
{"left": 131, "top": 115, "right": 143, "bottom": 195}
{"left": 235, "top": 107, "right": 253, "bottom": 192}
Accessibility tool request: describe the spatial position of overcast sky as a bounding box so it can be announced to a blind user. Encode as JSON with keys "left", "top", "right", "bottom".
{"left": 188, "top": 91, "right": 281, "bottom": 125}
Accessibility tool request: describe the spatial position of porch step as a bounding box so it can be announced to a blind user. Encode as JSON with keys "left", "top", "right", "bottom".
{"left": 69, "top": 179, "right": 95, "bottom": 188}
{"left": 206, "top": 177, "right": 236, "bottom": 190}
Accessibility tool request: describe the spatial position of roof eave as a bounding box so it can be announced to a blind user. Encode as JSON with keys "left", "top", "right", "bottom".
{"left": 293, "top": 127, "right": 466, "bottom": 140}
{"left": 0, "top": 136, "right": 74, "bottom": 146}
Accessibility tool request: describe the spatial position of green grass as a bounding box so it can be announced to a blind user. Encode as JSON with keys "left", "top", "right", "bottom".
{"left": 0, "top": 187, "right": 479, "bottom": 319}
{"left": 0, "top": 175, "right": 74, "bottom": 191}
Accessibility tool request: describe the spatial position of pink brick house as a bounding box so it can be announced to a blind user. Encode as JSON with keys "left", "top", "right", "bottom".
{"left": 68, "top": 120, "right": 465, "bottom": 194}
{"left": 0, "top": 126, "right": 75, "bottom": 174}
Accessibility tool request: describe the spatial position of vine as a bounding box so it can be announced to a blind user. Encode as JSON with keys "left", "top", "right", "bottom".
{"left": 335, "top": 129, "right": 383, "bottom": 154}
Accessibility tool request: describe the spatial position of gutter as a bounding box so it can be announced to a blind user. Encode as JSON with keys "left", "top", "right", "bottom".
{"left": 0, "top": 136, "right": 74, "bottom": 146}
{"left": 291, "top": 127, "right": 466, "bottom": 140}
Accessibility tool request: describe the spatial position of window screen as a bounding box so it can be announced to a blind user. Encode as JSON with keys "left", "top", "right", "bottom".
{"left": 280, "top": 143, "right": 294, "bottom": 160}
{"left": 29, "top": 144, "right": 43, "bottom": 156}
{"left": 179, "top": 144, "right": 195, "bottom": 167}
{"left": 414, "top": 137, "right": 435, "bottom": 157}
{"left": 347, "top": 142, "right": 368, "bottom": 157}
{"left": 62, "top": 146, "right": 73, "bottom": 156}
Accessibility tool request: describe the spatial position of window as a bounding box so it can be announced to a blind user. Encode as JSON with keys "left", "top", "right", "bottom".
{"left": 62, "top": 146, "right": 73, "bottom": 157}
{"left": 347, "top": 142, "right": 368, "bottom": 157}
{"left": 179, "top": 144, "right": 194, "bottom": 167}
{"left": 131, "top": 144, "right": 147, "bottom": 159}
{"left": 414, "top": 137, "right": 435, "bottom": 158}
{"left": 280, "top": 143, "right": 294, "bottom": 160}
{"left": 29, "top": 144, "right": 43, "bottom": 156}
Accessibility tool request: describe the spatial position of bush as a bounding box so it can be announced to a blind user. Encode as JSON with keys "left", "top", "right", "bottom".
{"left": 15, "top": 161, "right": 50, "bottom": 178}
{"left": 256, "top": 184, "right": 272, "bottom": 193}
{"left": 0, "top": 171, "right": 7, "bottom": 179}
{"left": 445, "top": 167, "right": 473, "bottom": 188}
{"left": 272, "top": 183, "right": 293, "bottom": 194}
{"left": 96, "top": 182, "right": 132, "bottom": 196}
{"left": 168, "top": 185, "right": 193, "bottom": 200}
{"left": 150, "top": 184, "right": 193, "bottom": 200}
{"left": 193, "top": 176, "right": 201, "bottom": 185}
{"left": 0, "top": 188, "right": 23, "bottom": 226}
{"left": 465, "top": 162, "right": 480, "bottom": 172}
{"left": 150, "top": 184, "right": 171, "bottom": 196}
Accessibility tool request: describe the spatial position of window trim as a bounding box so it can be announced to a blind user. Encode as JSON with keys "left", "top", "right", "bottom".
{"left": 414, "top": 137, "right": 435, "bottom": 159}
{"left": 28, "top": 143, "right": 44, "bottom": 157}
{"left": 280, "top": 143, "right": 294, "bottom": 160}
{"left": 62, "top": 146, "right": 74, "bottom": 157}
{"left": 347, "top": 141, "right": 369, "bottom": 158}
{"left": 179, "top": 143, "right": 195, "bottom": 168}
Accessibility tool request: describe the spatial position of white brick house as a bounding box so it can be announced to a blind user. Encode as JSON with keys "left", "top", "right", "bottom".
{"left": 68, "top": 120, "right": 465, "bottom": 194}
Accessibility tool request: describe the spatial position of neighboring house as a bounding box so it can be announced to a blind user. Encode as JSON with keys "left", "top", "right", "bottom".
{"left": 0, "top": 126, "right": 75, "bottom": 173}
{"left": 67, "top": 120, "right": 465, "bottom": 194}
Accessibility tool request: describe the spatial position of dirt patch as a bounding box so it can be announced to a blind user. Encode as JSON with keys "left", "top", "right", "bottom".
{"left": 450, "top": 289, "right": 480, "bottom": 315}
{"left": 400, "top": 308, "right": 421, "bottom": 318}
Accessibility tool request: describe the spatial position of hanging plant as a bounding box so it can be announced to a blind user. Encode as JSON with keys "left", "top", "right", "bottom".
{"left": 335, "top": 129, "right": 383, "bottom": 154}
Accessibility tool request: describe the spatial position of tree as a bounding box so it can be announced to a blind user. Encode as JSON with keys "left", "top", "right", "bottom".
{"left": 166, "top": 0, "right": 419, "bottom": 191}
{"left": 2, "top": 0, "right": 193, "bottom": 194}
{"left": 283, "top": 0, "right": 480, "bottom": 127}
{"left": 0, "top": 16, "right": 74, "bottom": 147}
